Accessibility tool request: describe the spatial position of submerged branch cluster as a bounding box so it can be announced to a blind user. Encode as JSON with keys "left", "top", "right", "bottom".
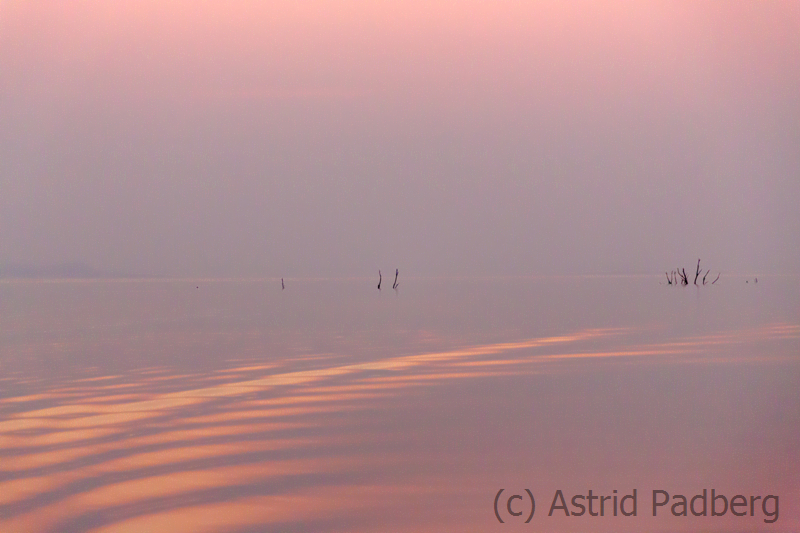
{"left": 665, "top": 259, "right": 719, "bottom": 286}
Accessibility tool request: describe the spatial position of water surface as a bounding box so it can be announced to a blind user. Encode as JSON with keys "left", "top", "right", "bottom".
{"left": 1, "top": 276, "right": 798, "bottom": 532}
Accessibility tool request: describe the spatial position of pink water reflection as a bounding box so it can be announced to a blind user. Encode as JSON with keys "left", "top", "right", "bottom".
{"left": 2, "top": 320, "right": 798, "bottom": 532}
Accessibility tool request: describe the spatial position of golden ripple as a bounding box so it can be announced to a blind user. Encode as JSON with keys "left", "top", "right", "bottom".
{"left": 2, "top": 324, "right": 795, "bottom": 532}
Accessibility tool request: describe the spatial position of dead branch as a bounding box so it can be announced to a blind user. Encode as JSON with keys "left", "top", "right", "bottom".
{"left": 392, "top": 268, "right": 399, "bottom": 289}
{"left": 665, "top": 261, "right": 718, "bottom": 287}
{"left": 377, "top": 270, "right": 381, "bottom": 290}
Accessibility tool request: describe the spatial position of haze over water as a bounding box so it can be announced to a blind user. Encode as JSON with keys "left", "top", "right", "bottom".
{"left": 2, "top": 2, "right": 799, "bottom": 277}
{"left": 1, "top": 276, "right": 798, "bottom": 532}
{"left": 1, "top": 2, "right": 799, "bottom": 531}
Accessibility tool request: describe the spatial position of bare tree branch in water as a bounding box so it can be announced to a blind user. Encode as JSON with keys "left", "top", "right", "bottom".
{"left": 392, "top": 269, "right": 399, "bottom": 289}
{"left": 666, "top": 261, "right": 718, "bottom": 287}
{"left": 377, "top": 270, "right": 382, "bottom": 290}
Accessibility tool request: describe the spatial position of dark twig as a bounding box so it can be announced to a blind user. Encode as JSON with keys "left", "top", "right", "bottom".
{"left": 281, "top": 278, "right": 284, "bottom": 290}
{"left": 665, "top": 262, "right": 718, "bottom": 287}
{"left": 392, "top": 268, "right": 399, "bottom": 289}
{"left": 377, "top": 270, "right": 382, "bottom": 290}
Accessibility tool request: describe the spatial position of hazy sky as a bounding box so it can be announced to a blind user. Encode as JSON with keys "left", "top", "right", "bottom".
{"left": 1, "top": 1, "right": 798, "bottom": 277}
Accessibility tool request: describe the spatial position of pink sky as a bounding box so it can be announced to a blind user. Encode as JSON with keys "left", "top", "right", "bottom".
{"left": 1, "top": 1, "right": 798, "bottom": 276}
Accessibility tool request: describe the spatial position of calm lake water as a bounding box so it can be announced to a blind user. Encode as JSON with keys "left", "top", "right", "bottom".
{"left": 1, "top": 276, "right": 798, "bottom": 532}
